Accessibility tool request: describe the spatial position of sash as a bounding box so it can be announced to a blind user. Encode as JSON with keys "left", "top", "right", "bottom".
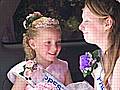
{"left": 7, "top": 61, "right": 68, "bottom": 90}
{"left": 94, "top": 62, "right": 105, "bottom": 90}
{"left": 43, "top": 69, "right": 68, "bottom": 90}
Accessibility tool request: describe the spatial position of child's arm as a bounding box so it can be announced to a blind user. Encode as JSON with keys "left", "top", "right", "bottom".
{"left": 11, "top": 77, "right": 27, "bottom": 90}
{"left": 64, "top": 70, "right": 73, "bottom": 85}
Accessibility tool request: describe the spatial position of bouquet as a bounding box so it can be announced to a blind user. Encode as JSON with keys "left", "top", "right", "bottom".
{"left": 79, "top": 49, "right": 102, "bottom": 78}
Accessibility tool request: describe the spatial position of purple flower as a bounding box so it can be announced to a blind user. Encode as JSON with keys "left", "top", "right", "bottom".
{"left": 79, "top": 52, "right": 93, "bottom": 72}
{"left": 79, "top": 49, "right": 101, "bottom": 77}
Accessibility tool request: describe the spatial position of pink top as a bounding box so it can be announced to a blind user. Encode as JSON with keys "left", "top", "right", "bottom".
{"left": 7, "top": 59, "right": 69, "bottom": 90}
{"left": 43, "top": 59, "right": 68, "bottom": 83}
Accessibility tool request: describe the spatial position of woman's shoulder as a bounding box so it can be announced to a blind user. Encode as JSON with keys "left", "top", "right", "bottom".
{"left": 114, "top": 56, "right": 120, "bottom": 69}
{"left": 112, "top": 56, "right": 120, "bottom": 71}
{"left": 116, "top": 56, "right": 120, "bottom": 62}
{"left": 111, "top": 56, "right": 120, "bottom": 88}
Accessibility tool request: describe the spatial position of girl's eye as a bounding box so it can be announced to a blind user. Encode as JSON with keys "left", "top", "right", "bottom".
{"left": 44, "top": 41, "right": 61, "bottom": 46}
{"left": 44, "top": 41, "right": 51, "bottom": 45}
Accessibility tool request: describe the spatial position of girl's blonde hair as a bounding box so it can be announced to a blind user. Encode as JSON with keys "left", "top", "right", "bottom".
{"left": 85, "top": 0, "right": 120, "bottom": 89}
{"left": 22, "top": 12, "right": 61, "bottom": 60}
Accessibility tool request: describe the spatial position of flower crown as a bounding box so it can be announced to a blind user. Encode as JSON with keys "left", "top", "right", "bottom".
{"left": 23, "top": 12, "right": 59, "bottom": 29}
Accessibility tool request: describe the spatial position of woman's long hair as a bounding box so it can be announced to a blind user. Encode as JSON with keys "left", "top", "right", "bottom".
{"left": 85, "top": 0, "right": 120, "bottom": 89}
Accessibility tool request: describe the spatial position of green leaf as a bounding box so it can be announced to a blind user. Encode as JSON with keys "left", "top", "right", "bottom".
{"left": 92, "top": 49, "right": 101, "bottom": 62}
{"left": 83, "top": 73, "right": 88, "bottom": 78}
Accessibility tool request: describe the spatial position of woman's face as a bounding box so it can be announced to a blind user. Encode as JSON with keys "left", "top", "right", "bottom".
{"left": 79, "top": 6, "right": 105, "bottom": 46}
{"left": 30, "top": 28, "right": 61, "bottom": 63}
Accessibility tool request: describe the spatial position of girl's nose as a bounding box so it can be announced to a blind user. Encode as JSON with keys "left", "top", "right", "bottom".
{"left": 50, "top": 44, "right": 57, "bottom": 53}
{"left": 79, "top": 23, "right": 85, "bottom": 31}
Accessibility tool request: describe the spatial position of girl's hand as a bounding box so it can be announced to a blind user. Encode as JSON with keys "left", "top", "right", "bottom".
{"left": 11, "top": 77, "right": 27, "bottom": 90}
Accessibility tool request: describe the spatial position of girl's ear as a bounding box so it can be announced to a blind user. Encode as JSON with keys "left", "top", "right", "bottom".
{"left": 104, "top": 16, "right": 113, "bottom": 31}
{"left": 29, "top": 39, "right": 36, "bottom": 49}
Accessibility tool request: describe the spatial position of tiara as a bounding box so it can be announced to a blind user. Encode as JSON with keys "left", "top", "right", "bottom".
{"left": 32, "top": 17, "right": 59, "bottom": 28}
{"left": 23, "top": 12, "right": 59, "bottom": 29}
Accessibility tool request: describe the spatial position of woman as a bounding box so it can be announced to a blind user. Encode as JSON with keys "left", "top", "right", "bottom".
{"left": 79, "top": 0, "right": 120, "bottom": 89}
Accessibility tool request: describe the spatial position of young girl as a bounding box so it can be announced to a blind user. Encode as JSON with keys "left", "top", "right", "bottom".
{"left": 7, "top": 12, "right": 72, "bottom": 90}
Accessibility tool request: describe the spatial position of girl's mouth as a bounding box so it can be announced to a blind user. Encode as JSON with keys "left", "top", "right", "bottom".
{"left": 48, "top": 52, "right": 56, "bottom": 55}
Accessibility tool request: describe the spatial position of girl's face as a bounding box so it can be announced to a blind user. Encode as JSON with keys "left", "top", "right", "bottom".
{"left": 79, "top": 6, "right": 105, "bottom": 46}
{"left": 29, "top": 28, "right": 61, "bottom": 63}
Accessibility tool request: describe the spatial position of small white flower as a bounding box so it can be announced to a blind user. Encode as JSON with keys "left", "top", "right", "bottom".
{"left": 23, "top": 20, "right": 27, "bottom": 29}
{"left": 26, "top": 60, "right": 36, "bottom": 68}
{"left": 84, "top": 70, "right": 88, "bottom": 73}
{"left": 84, "top": 67, "right": 90, "bottom": 71}
{"left": 26, "top": 14, "right": 33, "bottom": 20}
{"left": 88, "top": 67, "right": 92, "bottom": 71}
